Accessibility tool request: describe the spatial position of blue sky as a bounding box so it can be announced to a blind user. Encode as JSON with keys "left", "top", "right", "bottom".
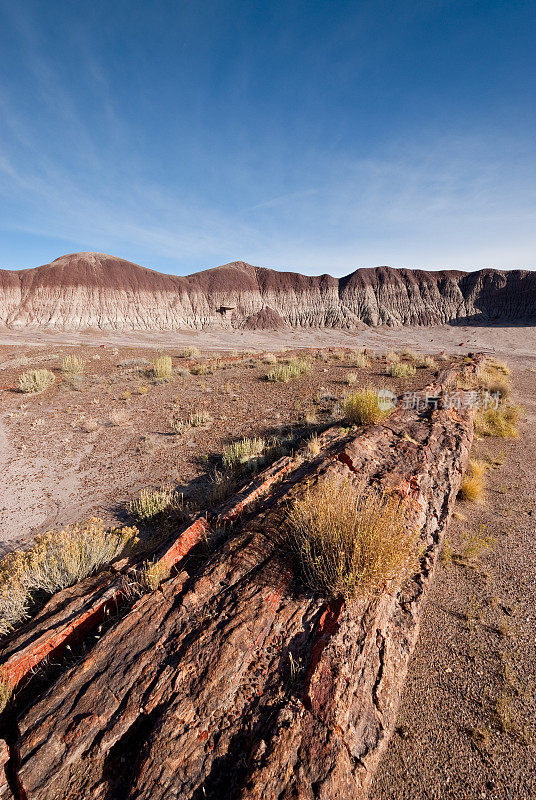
{"left": 1, "top": 0, "right": 535, "bottom": 275}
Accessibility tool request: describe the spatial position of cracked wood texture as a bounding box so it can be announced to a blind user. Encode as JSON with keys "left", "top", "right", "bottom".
{"left": 12, "top": 372, "right": 477, "bottom": 800}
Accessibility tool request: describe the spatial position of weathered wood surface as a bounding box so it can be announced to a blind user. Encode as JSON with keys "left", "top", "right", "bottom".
{"left": 11, "top": 365, "right": 477, "bottom": 800}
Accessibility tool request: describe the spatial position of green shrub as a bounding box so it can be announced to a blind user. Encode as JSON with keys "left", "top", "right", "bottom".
{"left": 266, "top": 358, "right": 310, "bottom": 383}
{"left": 129, "top": 487, "right": 178, "bottom": 520}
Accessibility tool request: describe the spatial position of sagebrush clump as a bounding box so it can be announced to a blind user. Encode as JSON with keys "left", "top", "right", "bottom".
{"left": 386, "top": 362, "right": 416, "bottom": 378}
{"left": 0, "top": 519, "right": 138, "bottom": 636}
{"left": 18, "top": 368, "right": 55, "bottom": 394}
{"left": 266, "top": 358, "right": 311, "bottom": 383}
{"left": 129, "top": 487, "right": 179, "bottom": 520}
{"left": 287, "top": 481, "right": 418, "bottom": 600}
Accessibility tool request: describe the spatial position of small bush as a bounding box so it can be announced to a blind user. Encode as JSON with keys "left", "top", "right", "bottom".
{"left": 417, "top": 356, "right": 436, "bottom": 369}
{"left": 345, "top": 371, "right": 358, "bottom": 385}
{"left": 386, "top": 362, "right": 416, "bottom": 378}
{"left": 222, "top": 437, "right": 266, "bottom": 472}
{"left": 191, "top": 362, "right": 211, "bottom": 376}
{"left": 475, "top": 404, "right": 522, "bottom": 438}
{"left": 170, "top": 410, "right": 212, "bottom": 434}
{"left": 385, "top": 351, "right": 400, "bottom": 364}
{"left": 129, "top": 487, "right": 177, "bottom": 521}
{"left": 266, "top": 358, "right": 310, "bottom": 383}
{"left": 349, "top": 351, "right": 370, "bottom": 369}
{"left": 342, "top": 388, "right": 393, "bottom": 425}
{"left": 18, "top": 369, "right": 55, "bottom": 394}
{"left": 459, "top": 459, "right": 487, "bottom": 503}
{"left": 61, "top": 354, "right": 85, "bottom": 374}
{"left": 177, "top": 347, "right": 200, "bottom": 359}
{"left": 153, "top": 355, "right": 173, "bottom": 381}
{"left": 262, "top": 352, "right": 278, "bottom": 364}
{"left": 287, "top": 481, "right": 418, "bottom": 600}
{"left": 0, "top": 519, "right": 138, "bottom": 635}
{"left": 138, "top": 560, "right": 170, "bottom": 592}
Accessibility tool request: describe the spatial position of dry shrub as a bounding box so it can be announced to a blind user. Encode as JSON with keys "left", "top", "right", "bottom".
{"left": 345, "top": 371, "right": 358, "bottom": 385}
{"left": 266, "top": 358, "right": 310, "bottom": 383}
{"left": 384, "top": 351, "right": 400, "bottom": 364}
{"left": 170, "top": 410, "right": 212, "bottom": 434}
{"left": 342, "top": 388, "right": 392, "bottom": 425}
{"left": 191, "top": 362, "right": 211, "bottom": 375}
{"left": 287, "top": 481, "right": 418, "bottom": 600}
{"left": 262, "top": 352, "right": 278, "bottom": 364}
{"left": 61, "top": 354, "right": 85, "bottom": 374}
{"left": 18, "top": 368, "right": 55, "bottom": 394}
{"left": 349, "top": 350, "right": 370, "bottom": 369}
{"left": 417, "top": 355, "right": 436, "bottom": 369}
{"left": 386, "top": 362, "right": 416, "bottom": 378}
{"left": 222, "top": 437, "right": 266, "bottom": 472}
{"left": 459, "top": 459, "right": 487, "bottom": 502}
{"left": 0, "top": 519, "right": 138, "bottom": 635}
{"left": 475, "top": 404, "right": 522, "bottom": 438}
{"left": 153, "top": 355, "right": 173, "bottom": 381}
{"left": 305, "top": 433, "right": 321, "bottom": 458}
{"left": 177, "top": 347, "right": 200, "bottom": 359}
{"left": 129, "top": 487, "right": 179, "bottom": 521}
{"left": 138, "top": 560, "right": 170, "bottom": 592}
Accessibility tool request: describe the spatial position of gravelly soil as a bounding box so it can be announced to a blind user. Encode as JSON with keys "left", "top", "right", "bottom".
{"left": 0, "top": 344, "right": 432, "bottom": 555}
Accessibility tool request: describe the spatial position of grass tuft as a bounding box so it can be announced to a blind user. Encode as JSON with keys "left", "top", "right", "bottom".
{"left": 459, "top": 459, "right": 487, "bottom": 503}
{"left": 266, "top": 358, "right": 310, "bottom": 383}
{"left": 153, "top": 355, "right": 173, "bottom": 381}
{"left": 287, "top": 481, "right": 418, "bottom": 600}
{"left": 342, "top": 388, "right": 393, "bottom": 425}
{"left": 386, "top": 362, "right": 416, "bottom": 378}
{"left": 129, "top": 487, "right": 179, "bottom": 521}
{"left": 475, "top": 404, "right": 522, "bottom": 438}
{"left": 222, "top": 437, "right": 266, "bottom": 472}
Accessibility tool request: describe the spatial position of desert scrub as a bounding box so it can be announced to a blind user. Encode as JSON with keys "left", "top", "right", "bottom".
{"left": 190, "top": 362, "right": 211, "bottom": 375}
{"left": 170, "top": 410, "right": 212, "bottom": 434}
{"left": 266, "top": 358, "right": 310, "bottom": 383}
{"left": 18, "top": 368, "right": 55, "bottom": 394}
{"left": 262, "top": 352, "right": 278, "bottom": 364}
{"left": 459, "top": 459, "right": 487, "bottom": 503}
{"left": 349, "top": 350, "right": 370, "bottom": 369}
{"left": 177, "top": 346, "right": 200, "bottom": 359}
{"left": 222, "top": 437, "right": 266, "bottom": 473}
{"left": 153, "top": 355, "right": 173, "bottom": 381}
{"left": 138, "top": 560, "right": 170, "bottom": 592}
{"left": 0, "top": 519, "right": 138, "bottom": 635}
{"left": 386, "top": 362, "right": 416, "bottom": 378}
{"left": 287, "top": 481, "right": 418, "bottom": 600}
{"left": 61, "top": 354, "right": 85, "bottom": 374}
{"left": 384, "top": 351, "right": 400, "bottom": 364}
{"left": 129, "top": 486, "right": 180, "bottom": 521}
{"left": 345, "top": 371, "right": 358, "bottom": 385}
{"left": 305, "top": 433, "right": 321, "bottom": 458}
{"left": 475, "top": 404, "right": 522, "bottom": 438}
{"left": 343, "top": 388, "right": 393, "bottom": 425}
{"left": 0, "top": 679, "right": 12, "bottom": 712}
{"left": 417, "top": 355, "right": 436, "bottom": 369}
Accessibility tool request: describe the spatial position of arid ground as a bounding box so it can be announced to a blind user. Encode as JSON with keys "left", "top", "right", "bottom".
{"left": 1, "top": 323, "right": 535, "bottom": 798}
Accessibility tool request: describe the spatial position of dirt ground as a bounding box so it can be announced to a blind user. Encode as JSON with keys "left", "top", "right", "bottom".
{"left": 1, "top": 322, "right": 535, "bottom": 799}
{"left": 0, "top": 340, "right": 436, "bottom": 555}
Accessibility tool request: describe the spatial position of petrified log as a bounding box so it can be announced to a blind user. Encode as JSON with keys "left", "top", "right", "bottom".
{"left": 11, "top": 373, "right": 477, "bottom": 800}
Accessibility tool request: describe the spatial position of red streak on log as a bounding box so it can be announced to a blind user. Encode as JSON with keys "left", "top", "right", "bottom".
{"left": 302, "top": 596, "right": 345, "bottom": 710}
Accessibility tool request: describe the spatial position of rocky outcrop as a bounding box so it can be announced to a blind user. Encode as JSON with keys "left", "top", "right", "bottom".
{"left": 0, "top": 252, "right": 534, "bottom": 331}
{"left": 0, "top": 359, "right": 482, "bottom": 800}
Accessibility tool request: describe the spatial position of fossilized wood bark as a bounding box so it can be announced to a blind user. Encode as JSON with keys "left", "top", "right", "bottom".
{"left": 12, "top": 377, "right": 476, "bottom": 799}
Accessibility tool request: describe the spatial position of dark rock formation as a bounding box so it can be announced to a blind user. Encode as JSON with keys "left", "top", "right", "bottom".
{"left": 0, "top": 252, "right": 534, "bottom": 330}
